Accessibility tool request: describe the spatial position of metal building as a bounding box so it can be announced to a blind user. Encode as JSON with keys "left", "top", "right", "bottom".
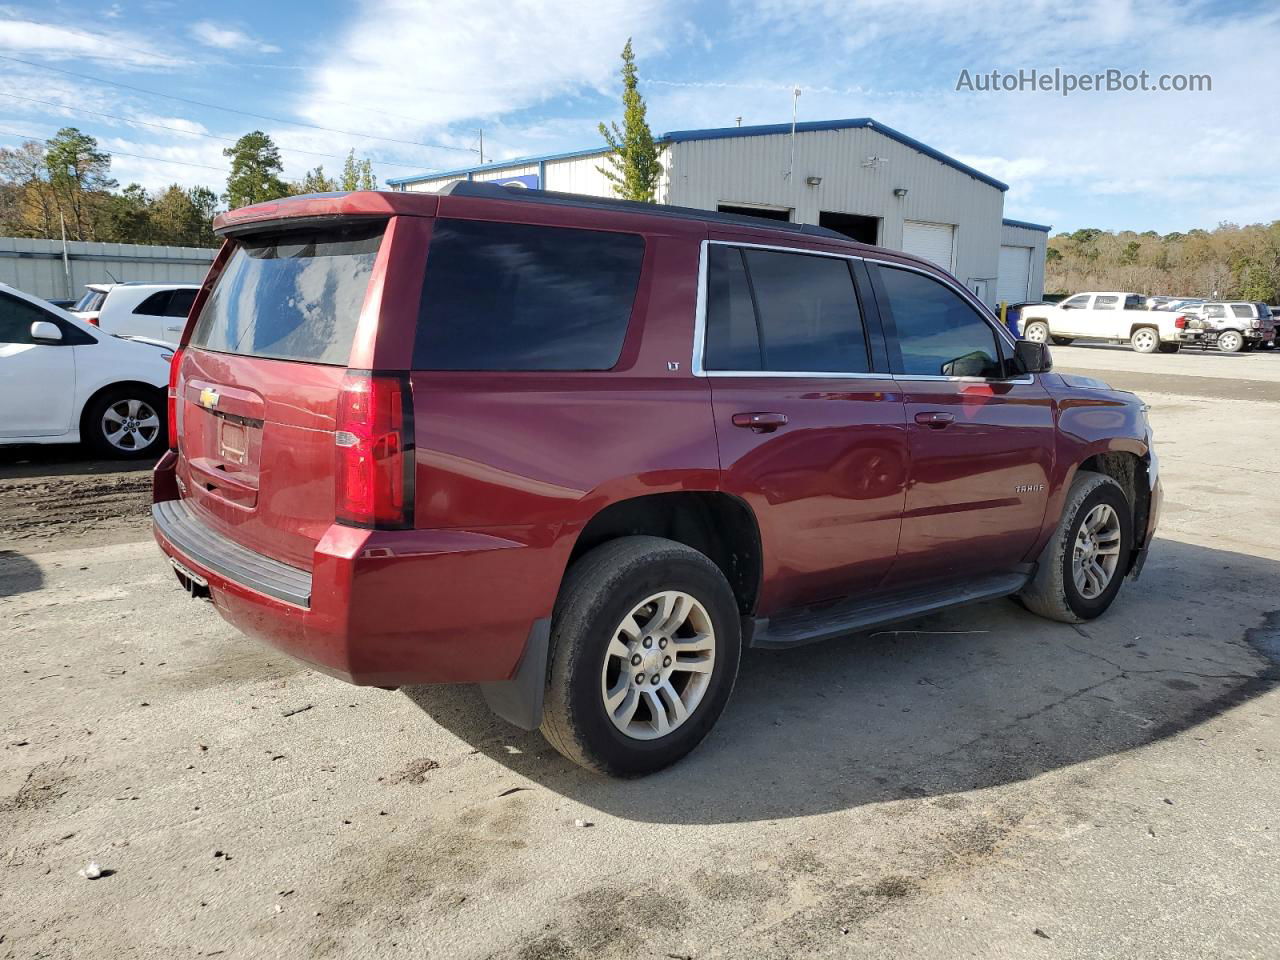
{"left": 0, "top": 236, "right": 216, "bottom": 302}
{"left": 998, "top": 219, "right": 1051, "bottom": 303}
{"left": 388, "top": 117, "right": 1048, "bottom": 308}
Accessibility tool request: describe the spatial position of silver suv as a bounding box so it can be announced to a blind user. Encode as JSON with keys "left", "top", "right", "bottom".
{"left": 1182, "top": 301, "right": 1277, "bottom": 353}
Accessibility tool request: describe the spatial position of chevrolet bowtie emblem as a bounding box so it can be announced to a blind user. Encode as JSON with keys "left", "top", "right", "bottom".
{"left": 199, "top": 387, "right": 219, "bottom": 410}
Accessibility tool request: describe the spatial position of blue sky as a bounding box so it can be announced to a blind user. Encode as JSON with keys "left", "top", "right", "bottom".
{"left": 0, "top": 0, "right": 1276, "bottom": 233}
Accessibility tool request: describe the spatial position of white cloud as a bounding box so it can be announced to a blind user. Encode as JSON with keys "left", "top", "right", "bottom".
{"left": 294, "top": 0, "right": 670, "bottom": 140}
{"left": 189, "top": 20, "right": 280, "bottom": 54}
{"left": 0, "top": 16, "right": 183, "bottom": 67}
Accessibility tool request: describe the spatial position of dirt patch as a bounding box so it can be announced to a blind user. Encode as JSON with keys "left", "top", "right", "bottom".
{"left": 387, "top": 757, "right": 441, "bottom": 785}
{"left": 0, "top": 464, "right": 154, "bottom": 553}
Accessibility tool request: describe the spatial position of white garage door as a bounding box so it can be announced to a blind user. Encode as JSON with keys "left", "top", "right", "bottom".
{"left": 997, "top": 245, "right": 1032, "bottom": 304}
{"left": 902, "top": 220, "right": 955, "bottom": 271}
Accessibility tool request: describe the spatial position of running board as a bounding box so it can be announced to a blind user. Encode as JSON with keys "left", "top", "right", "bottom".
{"left": 749, "top": 572, "right": 1031, "bottom": 649}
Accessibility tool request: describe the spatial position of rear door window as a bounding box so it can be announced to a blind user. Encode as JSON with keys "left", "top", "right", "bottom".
{"left": 166, "top": 289, "right": 198, "bottom": 318}
{"left": 1230, "top": 304, "right": 1253, "bottom": 318}
{"left": 703, "top": 245, "right": 870, "bottom": 373}
{"left": 1093, "top": 295, "right": 1119, "bottom": 310}
{"left": 189, "top": 221, "right": 384, "bottom": 365}
{"left": 413, "top": 219, "right": 644, "bottom": 371}
{"left": 133, "top": 291, "right": 172, "bottom": 316}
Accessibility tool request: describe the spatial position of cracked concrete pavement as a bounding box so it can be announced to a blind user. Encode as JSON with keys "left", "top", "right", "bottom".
{"left": 1, "top": 342, "right": 1277, "bottom": 958}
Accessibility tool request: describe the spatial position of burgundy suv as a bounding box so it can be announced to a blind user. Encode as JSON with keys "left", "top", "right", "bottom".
{"left": 154, "top": 184, "right": 1160, "bottom": 776}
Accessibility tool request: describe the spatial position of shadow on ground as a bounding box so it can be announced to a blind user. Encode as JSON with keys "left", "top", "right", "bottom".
{"left": 405, "top": 538, "right": 1279, "bottom": 824}
{"left": 0, "top": 443, "right": 156, "bottom": 480}
{"left": 0, "top": 550, "right": 44, "bottom": 598}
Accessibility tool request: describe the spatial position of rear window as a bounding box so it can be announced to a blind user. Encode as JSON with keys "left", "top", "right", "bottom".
{"left": 1230, "top": 304, "right": 1253, "bottom": 318}
{"left": 413, "top": 219, "right": 644, "bottom": 371}
{"left": 189, "top": 221, "right": 384, "bottom": 365}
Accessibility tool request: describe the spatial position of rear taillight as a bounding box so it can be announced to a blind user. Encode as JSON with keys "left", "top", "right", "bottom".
{"left": 1174, "top": 315, "right": 1188, "bottom": 329}
{"left": 87, "top": 315, "right": 99, "bottom": 326}
{"left": 335, "top": 371, "right": 414, "bottom": 529}
{"left": 167, "top": 346, "right": 185, "bottom": 451}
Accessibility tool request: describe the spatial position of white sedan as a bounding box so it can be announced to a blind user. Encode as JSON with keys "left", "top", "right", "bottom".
{"left": 0, "top": 283, "right": 173, "bottom": 459}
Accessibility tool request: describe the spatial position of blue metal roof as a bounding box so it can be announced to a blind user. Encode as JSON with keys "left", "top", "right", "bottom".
{"left": 387, "top": 117, "right": 1009, "bottom": 192}
{"left": 1002, "top": 217, "right": 1053, "bottom": 233}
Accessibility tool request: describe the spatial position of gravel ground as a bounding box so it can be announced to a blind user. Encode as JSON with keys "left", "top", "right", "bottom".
{"left": 1, "top": 344, "right": 1277, "bottom": 959}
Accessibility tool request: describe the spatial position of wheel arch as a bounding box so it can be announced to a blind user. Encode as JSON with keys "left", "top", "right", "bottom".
{"left": 78, "top": 379, "right": 166, "bottom": 438}
{"left": 1074, "top": 450, "right": 1151, "bottom": 575}
{"left": 565, "top": 491, "right": 763, "bottom": 618}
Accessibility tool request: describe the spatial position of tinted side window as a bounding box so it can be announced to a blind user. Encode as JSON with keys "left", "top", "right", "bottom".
{"left": 1062, "top": 295, "right": 1090, "bottom": 309}
{"left": 1124, "top": 294, "right": 1144, "bottom": 310}
{"left": 166, "top": 289, "right": 198, "bottom": 318}
{"left": 741, "top": 249, "right": 869, "bottom": 373}
{"left": 414, "top": 219, "right": 644, "bottom": 371}
{"left": 877, "top": 266, "right": 1004, "bottom": 378}
{"left": 704, "top": 245, "right": 761, "bottom": 370}
{"left": 1230, "top": 304, "right": 1252, "bottom": 318}
{"left": 0, "top": 292, "right": 48, "bottom": 344}
{"left": 133, "top": 291, "right": 172, "bottom": 316}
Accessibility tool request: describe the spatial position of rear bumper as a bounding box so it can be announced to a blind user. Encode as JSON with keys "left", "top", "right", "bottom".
{"left": 152, "top": 496, "right": 558, "bottom": 687}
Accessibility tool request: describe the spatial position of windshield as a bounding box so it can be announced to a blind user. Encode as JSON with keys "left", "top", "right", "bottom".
{"left": 74, "top": 289, "right": 107, "bottom": 312}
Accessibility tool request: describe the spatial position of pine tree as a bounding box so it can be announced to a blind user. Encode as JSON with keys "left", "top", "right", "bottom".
{"left": 222, "top": 131, "right": 287, "bottom": 208}
{"left": 597, "top": 39, "right": 661, "bottom": 202}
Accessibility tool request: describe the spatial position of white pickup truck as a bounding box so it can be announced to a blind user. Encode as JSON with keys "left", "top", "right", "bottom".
{"left": 1017, "top": 292, "right": 1185, "bottom": 353}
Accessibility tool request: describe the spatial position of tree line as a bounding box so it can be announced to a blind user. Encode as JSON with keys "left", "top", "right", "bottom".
{"left": 1045, "top": 223, "right": 1280, "bottom": 303}
{"left": 0, "top": 127, "right": 378, "bottom": 248}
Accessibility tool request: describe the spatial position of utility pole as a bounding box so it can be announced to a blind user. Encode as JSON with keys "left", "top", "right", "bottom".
{"left": 786, "top": 87, "right": 801, "bottom": 181}
{"left": 59, "top": 211, "right": 72, "bottom": 298}
{"left": 478, "top": 129, "right": 484, "bottom": 165}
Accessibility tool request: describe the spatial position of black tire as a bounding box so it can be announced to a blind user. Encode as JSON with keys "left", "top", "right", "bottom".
{"left": 1051, "top": 336, "right": 1074, "bottom": 346}
{"left": 540, "top": 536, "right": 742, "bottom": 777}
{"left": 1024, "top": 321, "right": 1050, "bottom": 344}
{"left": 1217, "top": 330, "right": 1244, "bottom": 353}
{"left": 82, "top": 385, "right": 167, "bottom": 460}
{"left": 1019, "top": 470, "right": 1133, "bottom": 623}
{"left": 1130, "top": 327, "right": 1159, "bottom": 353}
{"left": 1157, "top": 342, "right": 1181, "bottom": 354}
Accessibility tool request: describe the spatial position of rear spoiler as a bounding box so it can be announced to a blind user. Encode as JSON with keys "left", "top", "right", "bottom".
{"left": 213, "top": 191, "right": 438, "bottom": 237}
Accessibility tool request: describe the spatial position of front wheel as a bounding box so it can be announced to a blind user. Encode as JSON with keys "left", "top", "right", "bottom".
{"left": 1019, "top": 470, "right": 1133, "bottom": 623}
{"left": 1130, "top": 327, "right": 1159, "bottom": 353}
{"left": 1218, "top": 330, "right": 1244, "bottom": 353}
{"left": 83, "top": 387, "right": 167, "bottom": 459}
{"left": 1024, "top": 321, "right": 1050, "bottom": 344}
{"left": 540, "top": 536, "right": 742, "bottom": 777}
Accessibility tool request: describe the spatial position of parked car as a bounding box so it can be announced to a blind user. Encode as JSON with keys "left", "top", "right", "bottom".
{"left": 1184, "top": 301, "right": 1277, "bottom": 352}
{"left": 1153, "top": 298, "right": 1205, "bottom": 312}
{"left": 70, "top": 281, "right": 200, "bottom": 344}
{"left": 0, "top": 282, "right": 172, "bottom": 458}
{"left": 1019, "top": 292, "right": 1186, "bottom": 353}
{"left": 153, "top": 185, "right": 1161, "bottom": 776}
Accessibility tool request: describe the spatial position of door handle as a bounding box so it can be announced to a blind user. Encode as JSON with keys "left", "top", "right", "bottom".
{"left": 732, "top": 412, "right": 789, "bottom": 433}
{"left": 914, "top": 411, "right": 956, "bottom": 428}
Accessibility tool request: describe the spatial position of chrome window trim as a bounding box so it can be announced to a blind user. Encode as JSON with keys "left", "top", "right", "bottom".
{"left": 692, "top": 239, "right": 1034, "bottom": 385}
{"left": 691, "top": 238, "right": 888, "bottom": 381}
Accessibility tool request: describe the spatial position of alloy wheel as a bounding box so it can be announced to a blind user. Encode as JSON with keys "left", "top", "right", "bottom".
{"left": 1072, "top": 503, "right": 1122, "bottom": 599}
{"left": 101, "top": 398, "right": 161, "bottom": 452}
{"left": 599, "top": 590, "right": 716, "bottom": 741}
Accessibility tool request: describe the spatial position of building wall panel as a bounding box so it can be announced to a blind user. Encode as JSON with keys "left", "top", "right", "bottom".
{"left": 0, "top": 237, "right": 216, "bottom": 301}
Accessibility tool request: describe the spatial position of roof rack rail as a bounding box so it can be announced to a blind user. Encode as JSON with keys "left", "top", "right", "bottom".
{"left": 438, "top": 180, "right": 851, "bottom": 242}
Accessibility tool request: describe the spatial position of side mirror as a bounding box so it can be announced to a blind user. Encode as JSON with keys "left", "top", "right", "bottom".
{"left": 30, "top": 320, "right": 64, "bottom": 343}
{"left": 1014, "top": 339, "right": 1052, "bottom": 374}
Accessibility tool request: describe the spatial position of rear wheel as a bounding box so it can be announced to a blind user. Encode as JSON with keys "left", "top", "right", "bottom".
{"left": 540, "top": 536, "right": 742, "bottom": 777}
{"left": 83, "top": 387, "right": 167, "bottom": 460}
{"left": 1130, "top": 327, "right": 1159, "bottom": 353}
{"left": 1024, "top": 321, "right": 1050, "bottom": 344}
{"left": 1218, "top": 330, "right": 1244, "bottom": 353}
{"left": 1019, "top": 470, "right": 1133, "bottom": 623}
